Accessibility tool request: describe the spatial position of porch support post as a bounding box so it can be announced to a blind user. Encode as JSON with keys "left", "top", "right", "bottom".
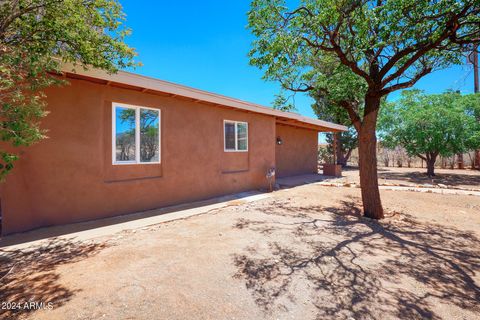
{"left": 332, "top": 132, "right": 337, "bottom": 165}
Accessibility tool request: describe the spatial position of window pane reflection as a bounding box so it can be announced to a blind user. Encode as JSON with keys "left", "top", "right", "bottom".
{"left": 115, "top": 106, "right": 136, "bottom": 161}
{"left": 140, "top": 109, "right": 160, "bottom": 162}
{"left": 225, "top": 122, "right": 236, "bottom": 150}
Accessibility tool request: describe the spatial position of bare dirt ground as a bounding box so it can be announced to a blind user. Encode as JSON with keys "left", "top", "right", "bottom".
{"left": 343, "top": 166, "right": 480, "bottom": 191}
{"left": 1, "top": 169, "right": 480, "bottom": 320}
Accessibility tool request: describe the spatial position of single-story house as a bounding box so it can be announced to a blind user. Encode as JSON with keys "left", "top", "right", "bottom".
{"left": 0, "top": 65, "right": 346, "bottom": 235}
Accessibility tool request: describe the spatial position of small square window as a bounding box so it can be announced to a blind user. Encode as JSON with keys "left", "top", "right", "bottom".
{"left": 224, "top": 120, "right": 248, "bottom": 152}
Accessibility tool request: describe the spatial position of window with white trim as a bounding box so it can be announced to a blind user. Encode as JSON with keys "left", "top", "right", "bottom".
{"left": 224, "top": 120, "right": 248, "bottom": 152}
{"left": 112, "top": 103, "right": 161, "bottom": 164}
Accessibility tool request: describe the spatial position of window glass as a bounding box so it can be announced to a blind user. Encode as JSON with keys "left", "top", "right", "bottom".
{"left": 237, "top": 123, "right": 248, "bottom": 150}
{"left": 140, "top": 109, "right": 160, "bottom": 162}
{"left": 113, "top": 103, "right": 161, "bottom": 164}
{"left": 224, "top": 121, "right": 248, "bottom": 151}
{"left": 224, "top": 122, "right": 236, "bottom": 150}
{"left": 115, "top": 106, "right": 136, "bottom": 162}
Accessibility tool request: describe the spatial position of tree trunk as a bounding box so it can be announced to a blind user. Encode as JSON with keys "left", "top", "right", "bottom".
{"left": 333, "top": 133, "right": 353, "bottom": 167}
{"left": 335, "top": 132, "right": 345, "bottom": 166}
{"left": 357, "top": 96, "right": 384, "bottom": 219}
{"left": 336, "top": 153, "right": 347, "bottom": 167}
{"left": 336, "top": 149, "right": 352, "bottom": 167}
{"left": 426, "top": 153, "right": 437, "bottom": 177}
{"left": 344, "top": 148, "right": 353, "bottom": 166}
{"left": 426, "top": 160, "right": 435, "bottom": 176}
{"left": 457, "top": 153, "right": 464, "bottom": 169}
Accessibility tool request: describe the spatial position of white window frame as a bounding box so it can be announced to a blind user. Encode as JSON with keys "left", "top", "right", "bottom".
{"left": 112, "top": 102, "right": 161, "bottom": 165}
{"left": 223, "top": 120, "right": 248, "bottom": 152}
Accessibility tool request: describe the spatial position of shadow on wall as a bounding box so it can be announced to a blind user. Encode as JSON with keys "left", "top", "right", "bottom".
{"left": 0, "top": 238, "right": 107, "bottom": 319}
{"left": 232, "top": 199, "right": 480, "bottom": 319}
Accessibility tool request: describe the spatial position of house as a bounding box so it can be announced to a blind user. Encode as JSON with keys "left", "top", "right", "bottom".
{"left": 0, "top": 65, "right": 346, "bottom": 235}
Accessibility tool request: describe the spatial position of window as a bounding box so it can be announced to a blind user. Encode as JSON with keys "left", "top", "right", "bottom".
{"left": 224, "top": 120, "right": 248, "bottom": 152}
{"left": 112, "top": 103, "right": 160, "bottom": 164}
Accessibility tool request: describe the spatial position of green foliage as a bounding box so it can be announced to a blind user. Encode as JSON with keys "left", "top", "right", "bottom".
{"left": 0, "top": 0, "right": 137, "bottom": 179}
{"left": 119, "top": 108, "right": 136, "bottom": 124}
{"left": 462, "top": 93, "right": 480, "bottom": 119}
{"left": 379, "top": 90, "right": 480, "bottom": 160}
{"left": 312, "top": 92, "right": 359, "bottom": 165}
{"left": 248, "top": 0, "right": 479, "bottom": 214}
{"left": 325, "top": 129, "right": 358, "bottom": 165}
{"left": 248, "top": 0, "right": 480, "bottom": 119}
{"left": 272, "top": 92, "right": 296, "bottom": 112}
{"left": 318, "top": 145, "right": 333, "bottom": 164}
{"left": 459, "top": 93, "right": 480, "bottom": 151}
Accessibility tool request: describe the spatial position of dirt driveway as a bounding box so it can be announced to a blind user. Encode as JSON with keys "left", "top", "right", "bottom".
{"left": 1, "top": 179, "right": 480, "bottom": 319}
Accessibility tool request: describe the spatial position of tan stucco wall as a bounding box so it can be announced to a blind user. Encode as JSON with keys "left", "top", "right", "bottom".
{"left": 275, "top": 124, "right": 318, "bottom": 178}
{"left": 0, "top": 79, "right": 277, "bottom": 235}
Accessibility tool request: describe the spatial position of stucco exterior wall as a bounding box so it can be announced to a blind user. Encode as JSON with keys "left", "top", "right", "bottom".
{"left": 0, "top": 78, "right": 277, "bottom": 235}
{"left": 275, "top": 124, "right": 318, "bottom": 178}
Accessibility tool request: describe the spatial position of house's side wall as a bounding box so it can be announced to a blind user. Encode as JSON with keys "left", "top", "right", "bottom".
{"left": 275, "top": 124, "right": 318, "bottom": 178}
{"left": 0, "top": 78, "right": 276, "bottom": 235}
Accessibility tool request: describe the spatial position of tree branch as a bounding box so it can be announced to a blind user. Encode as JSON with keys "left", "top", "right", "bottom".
{"left": 379, "top": 4, "right": 476, "bottom": 83}
{"left": 0, "top": 0, "right": 62, "bottom": 37}
{"left": 339, "top": 100, "right": 361, "bottom": 132}
{"left": 379, "top": 66, "right": 432, "bottom": 96}
{"left": 417, "top": 154, "right": 427, "bottom": 161}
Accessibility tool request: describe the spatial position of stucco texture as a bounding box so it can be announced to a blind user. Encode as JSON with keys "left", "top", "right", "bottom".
{"left": 0, "top": 78, "right": 319, "bottom": 235}
{"left": 1, "top": 79, "right": 279, "bottom": 234}
{"left": 275, "top": 124, "right": 318, "bottom": 178}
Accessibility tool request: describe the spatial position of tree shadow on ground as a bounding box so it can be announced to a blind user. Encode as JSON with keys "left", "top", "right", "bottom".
{"left": 232, "top": 198, "right": 480, "bottom": 319}
{"left": 378, "top": 170, "right": 480, "bottom": 189}
{"left": 0, "top": 238, "right": 108, "bottom": 319}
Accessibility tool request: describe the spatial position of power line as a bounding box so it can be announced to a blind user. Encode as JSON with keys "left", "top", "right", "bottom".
{"left": 449, "top": 65, "right": 473, "bottom": 92}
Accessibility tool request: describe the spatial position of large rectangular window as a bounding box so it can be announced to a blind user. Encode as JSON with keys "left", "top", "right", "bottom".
{"left": 113, "top": 103, "right": 160, "bottom": 164}
{"left": 224, "top": 120, "right": 248, "bottom": 152}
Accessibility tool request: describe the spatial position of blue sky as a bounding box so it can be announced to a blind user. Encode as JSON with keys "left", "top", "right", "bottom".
{"left": 120, "top": 0, "right": 477, "bottom": 120}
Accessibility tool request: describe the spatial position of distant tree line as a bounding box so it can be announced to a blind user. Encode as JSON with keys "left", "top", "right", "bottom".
{"left": 319, "top": 90, "right": 480, "bottom": 177}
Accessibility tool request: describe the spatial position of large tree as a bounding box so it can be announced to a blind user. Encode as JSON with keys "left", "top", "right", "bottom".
{"left": 0, "top": 0, "right": 137, "bottom": 179}
{"left": 379, "top": 90, "right": 480, "bottom": 176}
{"left": 248, "top": 0, "right": 480, "bottom": 218}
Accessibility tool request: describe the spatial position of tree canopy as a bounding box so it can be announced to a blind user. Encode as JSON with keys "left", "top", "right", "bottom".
{"left": 0, "top": 0, "right": 137, "bottom": 179}
{"left": 379, "top": 90, "right": 480, "bottom": 176}
{"left": 248, "top": 0, "right": 480, "bottom": 218}
{"left": 249, "top": 0, "right": 480, "bottom": 100}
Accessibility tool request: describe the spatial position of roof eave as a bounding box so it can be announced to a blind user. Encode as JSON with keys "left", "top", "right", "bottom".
{"left": 61, "top": 63, "right": 347, "bottom": 132}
